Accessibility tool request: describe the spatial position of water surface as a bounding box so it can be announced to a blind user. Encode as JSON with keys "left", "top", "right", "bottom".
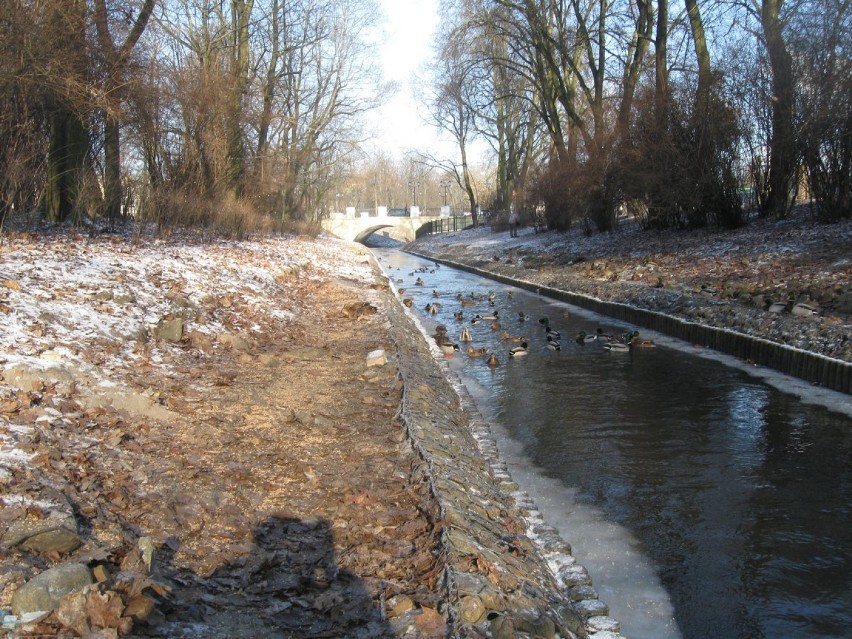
{"left": 375, "top": 249, "right": 852, "bottom": 639}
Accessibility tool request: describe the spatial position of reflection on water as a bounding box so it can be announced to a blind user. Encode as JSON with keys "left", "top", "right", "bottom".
{"left": 375, "top": 249, "right": 852, "bottom": 639}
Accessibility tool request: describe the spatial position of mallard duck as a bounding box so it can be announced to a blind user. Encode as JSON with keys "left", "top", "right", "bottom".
{"left": 546, "top": 336, "right": 561, "bottom": 350}
{"left": 518, "top": 312, "right": 530, "bottom": 322}
{"left": 460, "top": 327, "right": 473, "bottom": 342}
{"left": 438, "top": 341, "right": 460, "bottom": 356}
{"left": 509, "top": 342, "right": 529, "bottom": 357}
{"left": 432, "top": 290, "right": 442, "bottom": 298}
{"left": 480, "top": 312, "right": 499, "bottom": 320}
{"left": 544, "top": 326, "right": 561, "bottom": 340}
{"left": 595, "top": 327, "right": 613, "bottom": 341}
{"left": 470, "top": 315, "right": 482, "bottom": 325}
{"left": 791, "top": 302, "right": 818, "bottom": 317}
{"left": 403, "top": 298, "right": 413, "bottom": 307}
{"left": 603, "top": 340, "right": 630, "bottom": 352}
{"left": 575, "top": 331, "right": 596, "bottom": 344}
{"left": 467, "top": 346, "right": 488, "bottom": 357}
{"left": 434, "top": 324, "right": 448, "bottom": 335}
{"left": 500, "top": 331, "right": 528, "bottom": 342}
{"left": 490, "top": 321, "right": 502, "bottom": 331}
{"left": 415, "top": 277, "right": 424, "bottom": 286}
{"left": 538, "top": 316, "right": 550, "bottom": 325}
{"left": 487, "top": 353, "right": 500, "bottom": 367}
{"left": 460, "top": 298, "right": 478, "bottom": 307}
{"left": 629, "top": 335, "right": 656, "bottom": 348}
{"left": 765, "top": 299, "right": 788, "bottom": 313}
{"left": 453, "top": 311, "right": 464, "bottom": 321}
{"left": 434, "top": 333, "right": 451, "bottom": 345}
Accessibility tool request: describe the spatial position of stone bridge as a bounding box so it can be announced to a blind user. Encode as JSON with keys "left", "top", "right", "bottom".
{"left": 321, "top": 211, "right": 460, "bottom": 243}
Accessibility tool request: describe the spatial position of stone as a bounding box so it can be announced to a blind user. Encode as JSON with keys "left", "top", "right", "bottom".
{"left": 124, "top": 593, "right": 156, "bottom": 620}
{"left": 218, "top": 332, "right": 252, "bottom": 352}
{"left": 586, "top": 615, "right": 621, "bottom": 633}
{"left": 366, "top": 349, "right": 387, "bottom": 366}
{"left": 3, "top": 501, "right": 81, "bottom": 555}
{"left": 459, "top": 594, "right": 486, "bottom": 624}
{"left": 387, "top": 595, "right": 416, "bottom": 617}
{"left": 11, "top": 563, "right": 93, "bottom": 615}
{"left": 575, "top": 598, "right": 608, "bottom": 617}
{"left": 152, "top": 316, "right": 184, "bottom": 342}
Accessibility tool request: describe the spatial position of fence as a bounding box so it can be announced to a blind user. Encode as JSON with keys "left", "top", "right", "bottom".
{"left": 415, "top": 216, "right": 475, "bottom": 238}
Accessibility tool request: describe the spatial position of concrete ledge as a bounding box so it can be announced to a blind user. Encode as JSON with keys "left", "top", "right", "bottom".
{"left": 406, "top": 251, "right": 852, "bottom": 395}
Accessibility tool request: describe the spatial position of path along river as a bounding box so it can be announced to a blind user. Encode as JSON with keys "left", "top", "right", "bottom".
{"left": 374, "top": 248, "right": 852, "bottom": 639}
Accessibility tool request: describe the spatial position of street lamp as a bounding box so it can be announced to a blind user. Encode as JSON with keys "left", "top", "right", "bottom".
{"left": 440, "top": 180, "right": 450, "bottom": 206}
{"left": 408, "top": 179, "right": 419, "bottom": 207}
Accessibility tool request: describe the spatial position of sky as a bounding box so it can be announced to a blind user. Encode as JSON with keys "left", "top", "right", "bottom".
{"left": 367, "top": 0, "right": 457, "bottom": 159}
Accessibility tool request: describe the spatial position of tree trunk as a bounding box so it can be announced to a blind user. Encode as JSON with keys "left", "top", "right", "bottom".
{"left": 761, "top": 0, "right": 796, "bottom": 217}
{"left": 654, "top": 0, "right": 669, "bottom": 125}
{"left": 93, "top": 0, "right": 156, "bottom": 228}
{"left": 43, "top": 109, "right": 89, "bottom": 223}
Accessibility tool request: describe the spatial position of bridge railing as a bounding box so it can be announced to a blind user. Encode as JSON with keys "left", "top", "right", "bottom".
{"left": 415, "top": 216, "right": 474, "bottom": 238}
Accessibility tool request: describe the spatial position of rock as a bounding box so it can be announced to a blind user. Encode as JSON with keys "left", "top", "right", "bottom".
{"left": 3, "top": 496, "right": 82, "bottom": 555}
{"left": 152, "top": 316, "right": 184, "bottom": 342}
{"left": 2, "top": 362, "right": 75, "bottom": 394}
{"left": 11, "top": 563, "right": 93, "bottom": 615}
{"left": 366, "top": 349, "right": 387, "bottom": 366}
{"left": 387, "top": 595, "right": 416, "bottom": 617}
{"left": 218, "top": 332, "right": 252, "bottom": 352}
{"left": 459, "top": 594, "right": 486, "bottom": 624}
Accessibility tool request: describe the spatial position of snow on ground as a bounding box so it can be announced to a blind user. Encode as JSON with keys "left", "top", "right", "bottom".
{"left": 0, "top": 233, "right": 376, "bottom": 504}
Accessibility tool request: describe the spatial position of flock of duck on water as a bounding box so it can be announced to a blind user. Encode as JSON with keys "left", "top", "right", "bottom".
{"left": 392, "top": 261, "right": 656, "bottom": 367}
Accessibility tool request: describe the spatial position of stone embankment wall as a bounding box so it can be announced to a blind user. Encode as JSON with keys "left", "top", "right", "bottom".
{"left": 406, "top": 252, "right": 852, "bottom": 395}
{"left": 381, "top": 272, "right": 624, "bottom": 639}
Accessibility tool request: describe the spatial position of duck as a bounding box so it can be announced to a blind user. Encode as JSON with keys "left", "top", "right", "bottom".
{"left": 509, "top": 342, "right": 529, "bottom": 357}
{"left": 479, "top": 312, "right": 499, "bottom": 321}
{"left": 595, "top": 327, "right": 614, "bottom": 341}
{"left": 575, "top": 331, "right": 597, "bottom": 344}
{"left": 415, "top": 277, "right": 424, "bottom": 286}
{"left": 487, "top": 353, "right": 500, "bottom": 367}
{"left": 538, "top": 316, "right": 550, "bottom": 325}
{"left": 490, "top": 321, "right": 502, "bottom": 331}
{"left": 432, "top": 290, "right": 442, "bottom": 298}
{"left": 500, "top": 331, "right": 528, "bottom": 343}
{"left": 602, "top": 340, "right": 631, "bottom": 352}
{"left": 403, "top": 298, "right": 413, "bottom": 307}
{"left": 467, "top": 346, "right": 488, "bottom": 357}
{"left": 438, "top": 341, "right": 460, "bottom": 356}
{"left": 629, "top": 334, "right": 656, "bottom": 348}
{"left": 434, "top": 324, "right": 448, "bottom": 335}
{"left": 791, "top": 302, "right": 818, "bottom": 317}
{"left": 453, "top": 311, "right": 464, "bottom": 321}
{"left": 398, "top": 287, "right": 405, "bottom": 294}
{"left": 459, "top": 327, "right": 473, "bottom": 342}
{"left": 544, "top": 326, "right": 561, "bottom": 340}
{"left": 518, "top": 312, "right": 530, "bottom": 322}
{"left": 546, "top": 336, "right": 561, "bottom": 350}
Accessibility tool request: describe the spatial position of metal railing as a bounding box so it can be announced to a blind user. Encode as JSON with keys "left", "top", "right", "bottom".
{"left": 415, "top": 216, "right": 474, "bottom": 238}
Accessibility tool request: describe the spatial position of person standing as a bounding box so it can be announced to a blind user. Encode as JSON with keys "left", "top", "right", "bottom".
{"left": 508, "top": 191, "right": 520, "bottom": 237}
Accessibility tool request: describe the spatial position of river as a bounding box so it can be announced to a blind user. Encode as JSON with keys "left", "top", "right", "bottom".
{"left": 373, "top": 247, "right": 852, "bottom": 639}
